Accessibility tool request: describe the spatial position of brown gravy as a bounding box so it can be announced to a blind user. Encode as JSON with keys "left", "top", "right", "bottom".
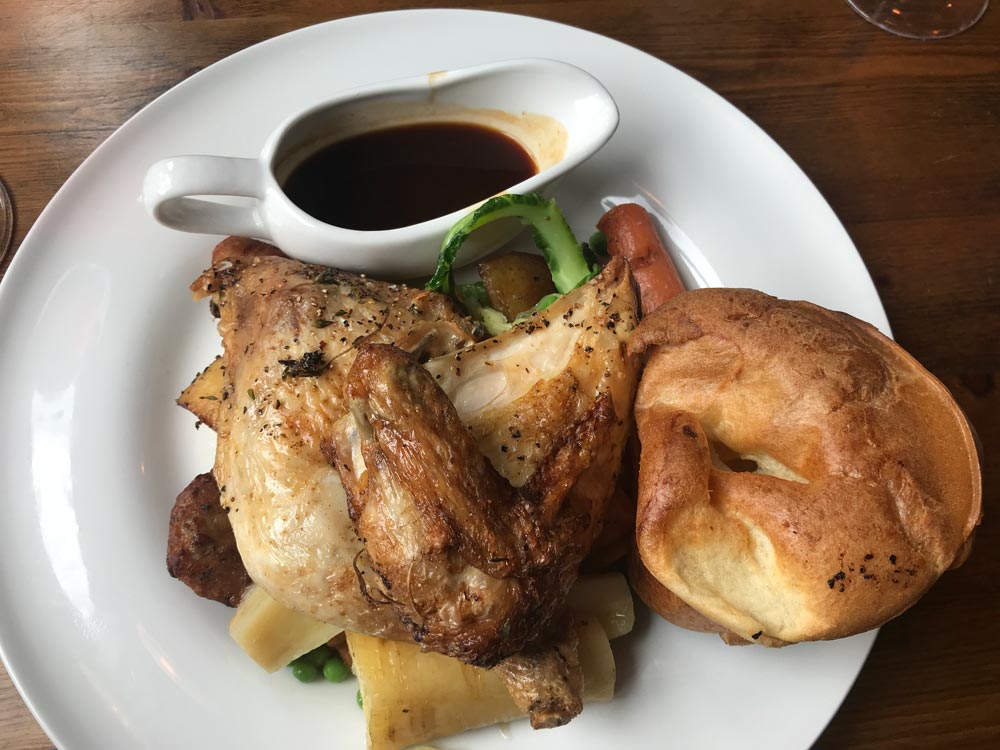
{"left": 282, "top": 122, "right": 537, "bottom": 231}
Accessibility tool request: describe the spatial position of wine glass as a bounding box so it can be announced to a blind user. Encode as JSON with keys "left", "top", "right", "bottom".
{"left": 0, "top": 178, "right": 12, "bottom": 267}
{"left": 847, "top": 0, "right": 989, "bottom": 39}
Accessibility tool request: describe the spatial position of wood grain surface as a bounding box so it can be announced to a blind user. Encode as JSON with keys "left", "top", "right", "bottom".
{"left": 1, "top": 1, "right": 997, "bottom": 748}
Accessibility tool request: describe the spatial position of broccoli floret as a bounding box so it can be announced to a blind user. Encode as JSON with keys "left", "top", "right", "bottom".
{"left": 456, "top": 282, "right": 511, "bottom": 335}
{"left": 425, "top": 194, "right": 599, "bottom": 299}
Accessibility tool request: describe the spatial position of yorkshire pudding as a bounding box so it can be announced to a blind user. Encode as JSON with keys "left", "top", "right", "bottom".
{"left": 629, "top": 288, "right": 982, "bottom": 645}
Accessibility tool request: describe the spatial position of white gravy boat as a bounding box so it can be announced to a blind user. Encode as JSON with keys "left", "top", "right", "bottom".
{"left": 142, "top": 58, "right": 619, "bottom": 277}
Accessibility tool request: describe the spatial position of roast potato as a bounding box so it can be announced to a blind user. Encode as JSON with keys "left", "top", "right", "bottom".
{"left": 177, "top": 356, "right": 225, "bottom": 430}
{"left": 479, "top": 251, "right": 556, "bottom": 319}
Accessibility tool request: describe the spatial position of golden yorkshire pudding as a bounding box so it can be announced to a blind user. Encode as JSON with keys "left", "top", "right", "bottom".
{"left": 628, "top": 288, "right": 982, "bottom": 645}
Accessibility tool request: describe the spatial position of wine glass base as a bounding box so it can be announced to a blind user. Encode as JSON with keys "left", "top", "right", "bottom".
{"left": 847, "top": 0, "right": 989, "bottom": 39}
{"left": 0, "top": 179, "right": 13, "bottom": 266}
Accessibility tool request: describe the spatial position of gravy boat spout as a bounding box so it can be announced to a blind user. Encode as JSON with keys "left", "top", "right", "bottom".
{"left": 142, "top": 58, "right": 619, "bottom": 278}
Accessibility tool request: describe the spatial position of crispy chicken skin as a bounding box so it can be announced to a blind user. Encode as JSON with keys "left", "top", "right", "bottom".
{"left": 328, "top": 259, "right": 640, "bottom": 666}
{"left": 201, "top": 246, "right": 477, "bottom": 638}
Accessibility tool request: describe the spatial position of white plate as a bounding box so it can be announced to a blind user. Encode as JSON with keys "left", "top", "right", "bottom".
{"left": 0, "top": 10, "right": 885, "bottom": 750}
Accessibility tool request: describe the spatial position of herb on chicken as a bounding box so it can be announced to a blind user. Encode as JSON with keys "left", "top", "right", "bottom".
{"left": 278, "top": 350, "right": 329, "bottom": 378}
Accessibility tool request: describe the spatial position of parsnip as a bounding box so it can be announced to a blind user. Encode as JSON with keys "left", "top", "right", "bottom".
{"left": 229, "top": 585, "right": 342, "bottom": 672}
{"left": 567, "top": 573, "right": 635, "bottom": 640}
{"left": 177, "top": 356, "right": 225, "bottom": 430}
{"left": 348, "top": 618, "right": 614, "bottom": 750}
{"left": 576, "top": 616, "right": 617, "bottom": 703}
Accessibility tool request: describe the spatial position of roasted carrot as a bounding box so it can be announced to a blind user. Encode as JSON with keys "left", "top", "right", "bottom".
{"left": 597, "top": 204, "right": 686, "bottom": 315}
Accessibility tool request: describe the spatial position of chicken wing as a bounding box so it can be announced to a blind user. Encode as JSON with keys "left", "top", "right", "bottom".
{"left": 328, "top": 343, "right": 615, "bottom": 666}
{"left": 328, "top": 259, "right": 639, "bottom": 666}
{"left": 493, "top": 618, "right": 583, "bottom": 729}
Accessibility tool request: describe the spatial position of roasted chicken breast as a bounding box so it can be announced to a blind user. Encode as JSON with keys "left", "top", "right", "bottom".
{"left": 199, "top": 249, "right": 477, "bottom": 639}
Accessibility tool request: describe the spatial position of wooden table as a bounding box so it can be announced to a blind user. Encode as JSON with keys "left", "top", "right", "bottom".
{"left": 1, "top": 1, "right": 997, "bottom": 748}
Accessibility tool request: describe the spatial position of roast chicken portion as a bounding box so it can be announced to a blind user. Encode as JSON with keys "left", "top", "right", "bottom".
{"left": 183, "top": 239, "right": 638, "bottom": 723}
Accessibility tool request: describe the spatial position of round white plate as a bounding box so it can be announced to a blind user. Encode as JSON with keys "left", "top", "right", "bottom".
{"left": 0, "top": 10, "right": 885, "bottom": 750}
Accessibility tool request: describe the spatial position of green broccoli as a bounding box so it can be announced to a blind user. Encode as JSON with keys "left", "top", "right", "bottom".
{"left": 425, "top": 194, "right": 600, "bottom": 300}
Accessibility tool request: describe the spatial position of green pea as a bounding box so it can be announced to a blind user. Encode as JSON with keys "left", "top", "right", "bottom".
{"left": 301, "top": 644, "right": 334, "bottom": 668}
{"left": 291, "top": 661, "right": 319, "bottom": 683}
{"left": 323, "top": 657, "right": 350, "bottom": 683}
{"left": 356, "top": 689, "right": 364, "bottom": 708}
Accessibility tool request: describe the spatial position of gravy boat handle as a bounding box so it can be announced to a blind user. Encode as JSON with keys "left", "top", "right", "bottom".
{"left": 143, "top": 156, "right": 271, "bottom": 240}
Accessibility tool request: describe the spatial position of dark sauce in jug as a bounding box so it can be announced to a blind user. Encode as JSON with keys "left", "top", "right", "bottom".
{"left": 282, "top": 122, "right": 537, "bottom": 231}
